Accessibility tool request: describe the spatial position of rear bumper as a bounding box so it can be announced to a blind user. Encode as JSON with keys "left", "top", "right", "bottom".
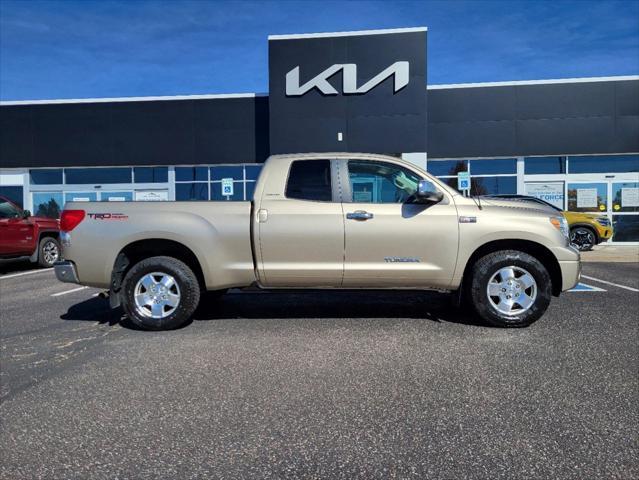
{"left": 54, "top": 260, "right": 80, "bottom": 284}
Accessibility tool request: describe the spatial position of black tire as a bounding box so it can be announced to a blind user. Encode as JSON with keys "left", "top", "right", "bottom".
{"left": 121, "top": 256, "right": 200, "bottom": 331}
{"left": 38, "top": 236, "right": 61, "bottom": 267}
{"left": 570, "top": 226, "right": 597, "bottom": 251}
{"left": 469, "top": 250, "right": 552, "bottom": 328}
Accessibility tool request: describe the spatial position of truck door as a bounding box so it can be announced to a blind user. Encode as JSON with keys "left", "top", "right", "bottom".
{"left": 0, "top": 198, "right": 34, "bottom": 256}
{"left": 341, "top": 159, "right": 459, "bottom": 288}
{"left": 256, "top": 159, "right": 345, "bottom": 287}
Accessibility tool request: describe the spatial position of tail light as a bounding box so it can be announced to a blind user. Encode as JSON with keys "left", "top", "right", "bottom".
{"left": 60, "top": 209, "right": 85, "bottom": 232}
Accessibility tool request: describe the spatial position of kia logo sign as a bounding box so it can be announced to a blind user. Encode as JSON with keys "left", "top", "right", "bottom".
{"left": 286, "top": 61, "right": 409, "bottom": 96}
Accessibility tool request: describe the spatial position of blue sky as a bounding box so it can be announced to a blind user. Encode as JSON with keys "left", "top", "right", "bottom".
{"left": 1, "top": 0, "right": 638, "bottom": 100}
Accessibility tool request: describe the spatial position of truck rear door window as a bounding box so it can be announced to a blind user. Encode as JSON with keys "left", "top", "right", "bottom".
{"left": 285, "top": 160, "right": 332, "bottom": 202}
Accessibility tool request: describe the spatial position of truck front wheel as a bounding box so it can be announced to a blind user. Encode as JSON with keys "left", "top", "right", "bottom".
{"left": 121, "top": 256, "right": 200, "bottom": 330}
{"left": 38, "top": 236, "right": 61, "bottom": 267}
{"left": 469, "top": 250, "right": 552, "bottom": 328}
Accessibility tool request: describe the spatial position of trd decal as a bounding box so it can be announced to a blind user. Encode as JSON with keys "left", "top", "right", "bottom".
{"left": 87, "top": 213, "right": 128, "bottom": 220}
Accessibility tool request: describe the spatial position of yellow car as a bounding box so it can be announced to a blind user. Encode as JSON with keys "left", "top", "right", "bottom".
{"left": 487, "top": 195, "right": 613, "bottom": 251}
{"left": 563, "top": 211, "right": 613, "bottom": 251}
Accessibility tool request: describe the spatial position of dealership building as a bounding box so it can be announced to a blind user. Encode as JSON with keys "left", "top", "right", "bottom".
{"left": 1, "top": 27, "right": 638, "bottom": 242}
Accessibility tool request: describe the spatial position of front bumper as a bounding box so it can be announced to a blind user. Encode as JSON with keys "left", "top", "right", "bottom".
{"left": 559, "top": 259, "right": 581, "bottom": 291}
{"left": 54, "top": 260, "right": 80, "bottom": 284}
{"left": 597, "top": 227, "right": 613, "bottom": 242}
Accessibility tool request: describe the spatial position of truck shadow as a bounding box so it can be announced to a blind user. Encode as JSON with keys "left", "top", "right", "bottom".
{"left": 195, "top": 290, "right": 486, "bottom": 327}
{"left": 60, "top": 290, "right": 486, "bottom": 329}
{"left": 0, "top": 258, "right": 41, "bottom": 275}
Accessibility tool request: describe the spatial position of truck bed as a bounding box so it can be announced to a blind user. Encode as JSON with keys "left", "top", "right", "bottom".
{"left": 62, "top": 201, "right": 256, "bottom": 289}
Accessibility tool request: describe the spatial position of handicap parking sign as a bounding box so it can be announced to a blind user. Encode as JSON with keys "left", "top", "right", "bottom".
{"left": 221, "top": 178, "right": 234, "bottom": 197}
{"left": 457, "top": 171, "right": 470, "bottom": 191}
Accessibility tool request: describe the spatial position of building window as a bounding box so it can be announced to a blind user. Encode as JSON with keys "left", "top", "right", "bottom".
{"left": 245, "top": 165, "right": 263, "bottom": 181}
{"left": 470, "top": 176, "right": 517, "bottom": 195}
{"left": 65, "top": 168, "right": 132, "bottom": 184}
{"left": 525, "top": 156, "right": 566, "bottom": 174}
{"left": 567, "top": 182, "right": 608, "bottom": 213}
{"left": 612, "top": 182, "right": 639, "bottom": 213}
{"left": 30, "top": 169, "right": 63, "bottom": 185}
{"left": 100, "top": 191, "right": 134, "bottom": 202}
{"left": 469, "top": 158, "right": 517, "bottom": 175}
{"left": 0, "top": 186, "right": 23, "bottom": 207}
{"left": 175, "top": 183, "right": 208, "bottom": 201}
{"left": 65, "top": 192, "right": 98, "bottom": 203}
{"left": 427, "top": 160, "right": 468, "bottom": 177}
{"left": 134, "top": 167, "right": 168, "bottom": 183}
{"left": 430, "top": 158, "right": 517, "bottom": 195}
{"left": 174, "top": 164, "right": 262, "bottom": 202}
{"left": 568, "top": 155, "right": 639, "bottom": 174}
{"left": 612, "top": 215, "right": 639, "bottom": 242}
{"left": 32, "top": 192, "right": 63, "bottom": 218}
{"left": 175, "top": 167, "right": 208, "bottom": 181}
{"left": 210, "top": 166, "right": 243, "bottom": 181}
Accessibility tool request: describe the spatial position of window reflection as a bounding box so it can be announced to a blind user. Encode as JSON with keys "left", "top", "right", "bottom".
{"left": 175, "top": 183, "right": 208, "bottom": 201}
{"left": 612, "top": 215, "right": 639, "bottom": 242}
{"left": 32, "top": 192, "right": 63, "bottom": 218}
{"left": 567, "top": 183, "right": 608, "bottom": 212}
{"left": 65, "top": 168, "right": 131, "bottom": 184}
{"left": 569, "top": 155, "right": 639, "bottom": 174}
{"left": 612, "top": 182, "right": 639, "bottom": 213}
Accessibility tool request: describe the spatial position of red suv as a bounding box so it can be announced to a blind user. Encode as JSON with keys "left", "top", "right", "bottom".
{"left": 0, "top": 195, "right": 61, "bottom": 267}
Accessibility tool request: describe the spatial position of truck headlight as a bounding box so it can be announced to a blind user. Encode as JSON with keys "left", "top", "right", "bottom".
{"left": 550, "top": 216, "right": 569, "bottom": 238}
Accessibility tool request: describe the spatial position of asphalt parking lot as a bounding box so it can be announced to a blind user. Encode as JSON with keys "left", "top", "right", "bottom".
{"left": 1, "top": 260, "right": 637, "bottom": 479}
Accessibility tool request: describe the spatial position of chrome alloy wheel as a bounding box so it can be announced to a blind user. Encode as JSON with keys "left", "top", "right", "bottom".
{"left": 486, "top": 266, "right": 537, "bottom": 316}
{"left": 134, "top": 272, "right": 181, "bottom": 319}
{"left": 42, "top": 240, "right": 59, "bottom": 265}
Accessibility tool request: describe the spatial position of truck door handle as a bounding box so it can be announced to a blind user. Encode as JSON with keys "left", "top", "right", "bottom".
{"left": 346, "top": 210, "right": 374, "bottom": 221}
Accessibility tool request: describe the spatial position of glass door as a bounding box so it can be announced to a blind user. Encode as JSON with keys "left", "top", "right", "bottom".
{"left": 611, "top": 181, "right": 639, "bottom": 242}
{"left": 566, "top": 182, "right": 608, "bottom": 213}
{"left": 565, "top": 178, "right": 639, "bottom": 244}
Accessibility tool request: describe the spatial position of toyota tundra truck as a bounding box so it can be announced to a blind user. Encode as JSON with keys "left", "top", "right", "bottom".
{"left": 54, "top": 153, "right": 581, "bottom": 330}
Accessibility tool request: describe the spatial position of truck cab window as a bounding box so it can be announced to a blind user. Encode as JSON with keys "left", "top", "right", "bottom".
{"left": 348, "top": 160, "right": 421, "bottom": 203}
{"left": 0, "top": 199, "right": 20, "bottom": 219}
{"left": 285, "top": 160, "right": 332, "bottom": 202}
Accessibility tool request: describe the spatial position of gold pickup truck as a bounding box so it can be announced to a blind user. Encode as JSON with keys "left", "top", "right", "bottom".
{"left": 54, "top": 153, "right": 580, "bottom": 330}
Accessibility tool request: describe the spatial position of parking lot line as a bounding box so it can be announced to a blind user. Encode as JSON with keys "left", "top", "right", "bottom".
{"left": 0, "top": 268, "right": 53, "bottom": 280}
{"left": 581, "top": 275, "right": 639, "bottom": 292}
{"left": 568, "top": 283, "right": 606, "bottom": 292}
{"left": 51, "top": 286, "right": 88, "bottom": 297}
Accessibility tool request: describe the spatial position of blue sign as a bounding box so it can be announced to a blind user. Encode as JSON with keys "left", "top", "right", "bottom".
{"left": 457, "top": 171, "right": 470, "bottom": 191}
{"left": 221, "top": 178, "right": 234, "bottom": 197}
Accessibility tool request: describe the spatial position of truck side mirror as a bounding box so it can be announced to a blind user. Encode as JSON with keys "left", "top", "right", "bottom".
{"left": 22, "top": 209, "right": 31, "bottom": 219}
{"left": 415, "top": 180, "right": 444, "bottom": 203}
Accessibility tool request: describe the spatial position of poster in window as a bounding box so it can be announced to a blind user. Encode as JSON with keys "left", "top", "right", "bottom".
{"left": 524, "top": 183, "right": 564, "bottom": 209}
{"left": 134, "top": 190, "right": 169, "bottom": 201}
{"left": 576, "top": 188, "right": 597, "bottom": 208}
{"left": 621, "top": 188, "right": 639, "bottom": 207}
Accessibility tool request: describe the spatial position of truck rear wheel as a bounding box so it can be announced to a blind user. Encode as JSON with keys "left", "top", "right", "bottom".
{"left": 121, "top": 256, "right": 200, "bottom": 330}
{"left": 469, "top": 250, "right": 552, "bottom": 328}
